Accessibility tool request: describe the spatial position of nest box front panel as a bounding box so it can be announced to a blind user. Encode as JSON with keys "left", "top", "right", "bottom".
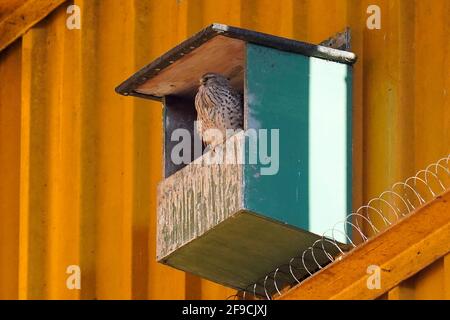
{"left": 157, "top": 153, "right": 244, "bottom": 261}
{"left": 244, "top": 43, "right": 352, "bottom": 240}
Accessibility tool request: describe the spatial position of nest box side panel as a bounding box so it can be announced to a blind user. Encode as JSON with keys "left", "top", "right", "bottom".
{"left": 244, "top": 43, "right": 310, "bottom": 230}
{"left": 245, "top": 44, "right": 352, "bottom": 238}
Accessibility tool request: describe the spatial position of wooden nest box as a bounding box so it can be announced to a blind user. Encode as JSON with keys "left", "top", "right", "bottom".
{"left": 116, "top": 24, "right": 356, "bottom": 295}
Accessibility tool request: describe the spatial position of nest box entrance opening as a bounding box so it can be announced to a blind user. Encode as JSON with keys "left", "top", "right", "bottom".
{"left": 129, "top": 35, "right": 246, "bottom": 177}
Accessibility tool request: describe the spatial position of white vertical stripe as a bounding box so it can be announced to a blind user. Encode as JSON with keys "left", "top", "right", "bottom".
{"left": 308, "top": 58, "right": 349, "bottom": 243}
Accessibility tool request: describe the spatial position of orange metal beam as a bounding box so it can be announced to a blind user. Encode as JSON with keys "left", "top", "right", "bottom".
{"left": 0, "top": 0, "right": 66, "bottom": 53}
{"left": 279, "top": 189, "right": 450, "bottom": 300}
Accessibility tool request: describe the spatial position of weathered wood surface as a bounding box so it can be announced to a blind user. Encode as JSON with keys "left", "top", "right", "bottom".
{"left": 157, "top": 145, "right": 244, "bottom": 260}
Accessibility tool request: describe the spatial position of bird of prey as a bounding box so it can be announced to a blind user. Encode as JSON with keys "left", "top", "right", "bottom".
{"left": 194, "top": 73, "right": 243, "bottom": 151}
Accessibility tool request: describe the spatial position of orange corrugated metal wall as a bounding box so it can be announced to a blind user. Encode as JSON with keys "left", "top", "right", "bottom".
{"left": 0, "top": 0, "right": 449, "bottom": 299}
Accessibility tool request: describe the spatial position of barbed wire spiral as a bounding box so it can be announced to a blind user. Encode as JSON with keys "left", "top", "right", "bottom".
{"left": 226, "top": 154, "right": 450, "bottom": 300}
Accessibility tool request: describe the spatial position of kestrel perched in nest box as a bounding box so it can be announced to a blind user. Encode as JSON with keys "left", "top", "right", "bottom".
{"left": 195, "top": 73, "right": 243, "bottom": 150}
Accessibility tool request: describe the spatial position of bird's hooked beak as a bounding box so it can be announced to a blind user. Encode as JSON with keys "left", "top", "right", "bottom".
{"left": 199, "top": 77, "right": 206, "bottom": 85}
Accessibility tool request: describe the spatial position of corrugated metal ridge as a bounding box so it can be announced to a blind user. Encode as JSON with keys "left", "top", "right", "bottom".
{"left": 115, "top": 23, "right": 357, "bottom": 101}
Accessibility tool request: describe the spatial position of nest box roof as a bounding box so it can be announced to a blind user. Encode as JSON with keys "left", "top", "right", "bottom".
{"left": 115, "top": 23, "right": 357, "bottom": 101}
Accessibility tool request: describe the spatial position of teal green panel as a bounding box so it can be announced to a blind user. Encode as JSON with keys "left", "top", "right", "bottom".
{"left": 244, "top": 44, "right": 352, "bottom": 237}
{"left": 245, "top": 43, "right": 310, "bottom": 229}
